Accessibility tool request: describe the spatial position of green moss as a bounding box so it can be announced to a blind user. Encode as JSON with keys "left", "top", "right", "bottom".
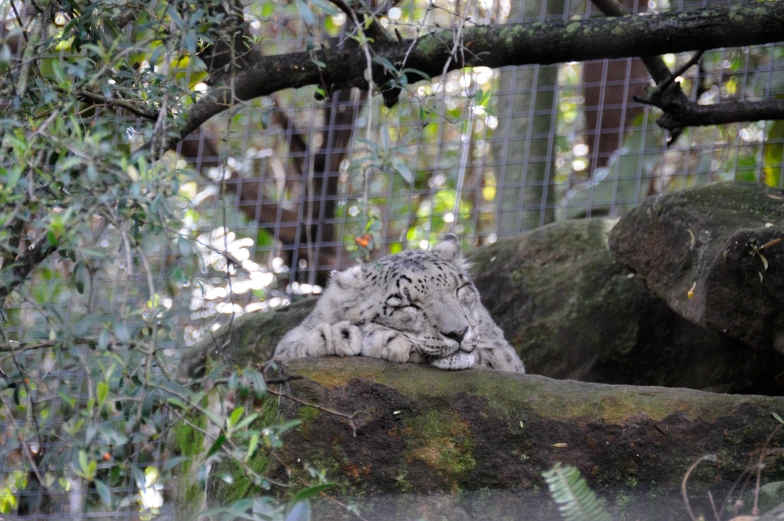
{"left": 292, "top": 357, "right": 784, "bottom": 428}
{"left": 170, "top": 402, "right": 208, "bottom": 520}
{"left": 299, "top": 405, "right": 320, "bottom": 422}
{"left": 403, "top": 409, "right": 475, "bottom": 482}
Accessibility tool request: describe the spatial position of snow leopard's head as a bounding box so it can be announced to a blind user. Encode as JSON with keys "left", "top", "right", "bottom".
{"left": 329, "top": 235, "right": 483, "bottom": 369}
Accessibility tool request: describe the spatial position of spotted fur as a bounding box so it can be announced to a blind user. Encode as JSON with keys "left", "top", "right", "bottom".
{"left": 273, "top": 235, "right": 525, "bottom": 373}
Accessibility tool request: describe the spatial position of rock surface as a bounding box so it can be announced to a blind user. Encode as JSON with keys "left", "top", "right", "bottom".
{"left": 469, "top": 217, "right": 784, "bottom": 393}
{"left": 609, "top": 181, "right": 784, "bottom": 355}
{"left": 260, "top": 357, "right": 784, "bottom": 520}
{"left": 182, "top": 217, "right": 784, "bottom": 394}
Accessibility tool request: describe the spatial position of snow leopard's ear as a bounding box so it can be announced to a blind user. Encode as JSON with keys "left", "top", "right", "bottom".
{"left": 330, "top": 264, "right": 367, "bottom": 290}
{"left": 434, "top": 234, "right": 461, "bottom": 260}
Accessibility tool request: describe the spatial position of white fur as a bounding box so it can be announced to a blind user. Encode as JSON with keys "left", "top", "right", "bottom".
{"left": 273, "top": 236, "right": 525, "bottom": 373}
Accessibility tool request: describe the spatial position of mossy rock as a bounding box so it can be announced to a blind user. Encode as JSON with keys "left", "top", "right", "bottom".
{"left": 262, "top": 357, "right": 784, "bottom": 519}
{"left": 610, "top": 181, "right": 784, "bottom": 354}
{"left": 471, "top": 217, "right": 784, "bottom": 393}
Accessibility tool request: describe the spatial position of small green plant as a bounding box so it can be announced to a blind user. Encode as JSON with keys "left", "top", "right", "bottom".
{"left": 542, "top": 463, "right": 612, "bottom": 521}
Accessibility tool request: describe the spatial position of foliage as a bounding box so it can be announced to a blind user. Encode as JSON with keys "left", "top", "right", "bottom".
{"left": 0, "top": 0, "right": 333, "bottom": 518}
{"left": 542, "top": 463, "right": 612, "bottom": 521}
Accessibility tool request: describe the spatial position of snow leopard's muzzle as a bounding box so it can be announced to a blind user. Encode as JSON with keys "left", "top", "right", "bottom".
{"left": 417, "top": 324, "right": 480, "bottom": 370}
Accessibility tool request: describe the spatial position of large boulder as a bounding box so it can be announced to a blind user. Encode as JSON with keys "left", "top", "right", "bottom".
{"left": 259, "top": 357, "right": 784, "bottom": 520}
{"left": 469, "top": 217, "right": 784, "bottom": 393}
{"left": 182, "top": 217, "right": 784, "bottom": 394}
{"left": 609, "top": 182, "right": 784, "bottom": 354}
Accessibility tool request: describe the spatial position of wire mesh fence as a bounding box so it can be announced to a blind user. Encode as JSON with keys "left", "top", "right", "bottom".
{"left": 1, "top": 0, "right": 784, "bottom": 517}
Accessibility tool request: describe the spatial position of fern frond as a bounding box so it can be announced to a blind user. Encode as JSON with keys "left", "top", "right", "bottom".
{"left": 542, "top": 463, "right": 613, "bottom": 521}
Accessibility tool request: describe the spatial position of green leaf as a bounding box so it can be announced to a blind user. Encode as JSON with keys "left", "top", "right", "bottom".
{"left": 234, "top": 413, "right": 259, "bottom": 432}
{"left": 162, "top": 455, "right": 190, "bottom": 473}
{"left": 402, "top": 68, "right": 431, "bottom": 81}
{"left": 98, "top": 328, "right": 110, "bottom": 350}
{"left": 296, "top": 0, "right": 316, "bottom": 25}
{"left": 58, "top": 391, "right": 76, "bottom": 408}
{"left": 96, "top": 381, "right": 109, "bottom": 407}
{"left": 206, "top": 434, "right": 226, "bottom": 457}
{"left": 772, "top": 412, "right": 784, "bottom": 425}
{"left": 373, "top": 56, "right": 395, "bottom": 72}
{"left": 290, "top": 483, "right": 334, "bottom": 505}
{"left": 46, "top": 230, "right": 58, "bottom": 247}
{"left": 380, "top": 126, "right": 390, "bottom": 151}
{"left": 390, "top": 158, "right": 414, "bottom": 184}
{"left": 246, "top": 369, "right": 267, "bottom": 399}
{"left": 94, "top": 479, "right": 111, "bottom": 506}
{"left": 246, "top": 433, "right": 260, "bottom": 461}
{"left": 542, "top": 463, "right": 611, "bottom": 521}
{"left": 79, "top": 450, "right": 90, "bottom": 477}
{"left": 285, "top": 501, "right": 311, "bottom": 521}
{"left": 311, "top": 0, "right": 338, "bottom": 15}
{"left": 51, "top": 60, "right": 67, "bottom": 85}
{"left": 276, "top": 419, "right": 303, "bottom": 435}
{"left": 178, "top": 238, "right": 191, "bottom": 256}
{"left": 114, "top": 322, "right": 130, "bottom": 344}
{"left": 355, "top": 137, "right": 378, "bottom": 151}
{"left": 229, "top": 406, "right": 245, "bottom": 427}
{"left": 166, "top": 397, "right": 187, "bottom": 409}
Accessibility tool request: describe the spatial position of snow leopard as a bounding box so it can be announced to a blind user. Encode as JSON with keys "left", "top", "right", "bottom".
{"left": 273, "top": 235, "right": 525, "bottom": 373}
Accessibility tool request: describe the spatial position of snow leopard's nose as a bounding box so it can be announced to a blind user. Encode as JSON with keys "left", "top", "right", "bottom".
{"left": 440, "top": 327, "right": 468, "bottom": 345}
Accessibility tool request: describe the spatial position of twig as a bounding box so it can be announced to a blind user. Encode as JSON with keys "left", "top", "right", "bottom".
{"left": 681, "top": 454, "right": 717, "bottom": 521}
{"left": 718, "top": 425, "right": 783, "bottom": 516}
{"left": 0, "top": 328, "right": 44, "bottom": 453}
{"left": 9, "top": 1, "right": 28, "bottom": 43}
{"left": 0, "top": 339, "right": 56, "bottom": 353}
{"left": 266, "top": 387, "right": 365, "bottom": 437}
{"left": 66, "top": 88, "right": 158, "bottom": 120}
{"left": 0, "top": 395, "right": 49, "bottom": 493}
{"left": 328, "top": 0, "right": 388, "bottom": 43}
{"left": 753, "top": 424, "right": 782, "bottom": 515}
{"left": 659, "top": 50, "right": 705, "bottom": 93}
{"left": 207, "top": 375, "right": 304, "bottom": 386}
{"left": 707, "top": 491, "right": 720, "bottom": 521}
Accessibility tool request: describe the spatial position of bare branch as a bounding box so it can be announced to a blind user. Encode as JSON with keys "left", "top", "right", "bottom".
{"left": 69, "top": 88, "right": 158, "bottom": 120}
{"left": 0, "top": 238, "right": 56, "bottom": 306}
{"left": 153, "top": 1, "right": 784, "bottom": 157}
{"left": 589, "top": 0, "right": 670, "bottom": 83}
{"left": 636, "top": 87, "right": 784, "bottom": 130}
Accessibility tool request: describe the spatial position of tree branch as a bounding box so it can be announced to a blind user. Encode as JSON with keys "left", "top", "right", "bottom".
{"left": 589, "top": 0, "right": 777, "bottom": 140}
{"left": 0, "top": 238, "right": 56, "bottom": 306}
{"left": 636, "top": 93, "right": 784, "bottom": 131}
{"left": 589, "top": 0, "right": 671, "bottom": 83}
{"left": 156, "top": 1, "right": 784, "bottom": 156}
{"left": 69, "top": 88, "right": 158, "bottom": 120}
